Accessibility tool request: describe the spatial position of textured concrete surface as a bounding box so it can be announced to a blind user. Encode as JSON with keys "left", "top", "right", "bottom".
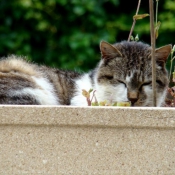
{"left": 0, "top": 106, "right": 175, "bottom": 174}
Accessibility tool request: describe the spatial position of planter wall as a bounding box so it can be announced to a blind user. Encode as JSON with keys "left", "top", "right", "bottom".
{"left": 0, "top": 106, "right": 175, "bottom": 174}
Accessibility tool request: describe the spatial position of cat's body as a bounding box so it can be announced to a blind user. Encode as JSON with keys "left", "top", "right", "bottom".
{"left": 0, "top": 41, "right": 171, "bottom": 106}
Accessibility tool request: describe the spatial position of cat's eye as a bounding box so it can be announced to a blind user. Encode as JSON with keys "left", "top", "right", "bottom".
{"left": 142, "top": 81, "right": 152, "bottom": 86}
{"left": 156, "top": 80, "right": 164, "bottom": 86}
{"left": 117, "top": 80, "right": 126, "bottom": 87}
{"left": 139, "top": 81, "right": 151, "bottom": 90}
{"left": 140, "top": 80, "right": 164, "bottom": 89}
{"left": 104, "top": 75, "right": 113, "bottom": 80}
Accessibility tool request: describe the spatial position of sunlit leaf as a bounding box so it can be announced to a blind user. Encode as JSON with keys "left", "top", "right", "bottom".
{"left": 88, "top": 89, "right": 93, "bottom": 93}
{"left": 155, "top": 21, "right": 161, "bottom": 39}
{"left": 173, "top": 72, "right": 175, "bottom": 79}
{"left": 99, "top": 101, "right": 107, "bottom": 106}
{"left": 130, "top": 35, "right": 134, "bottom": 41}
{"left": 91, "top": 102, "right": 99, "bottom": 106}
{"left": 133, "top": 14, "right": 149, "bottom": 20}
{"left": 117, "top": 102, "right": 131, "bottom": 107}
{"left": 82, "top": 89, "right": 90, "bottom": 98}
{"left": 112, "top": 102, "right": 118, "bottom": 106}
{"left": 135, "top": 34, "right": 139, "bottom": 41}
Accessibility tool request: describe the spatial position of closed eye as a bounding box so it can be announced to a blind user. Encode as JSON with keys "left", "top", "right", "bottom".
{"left": 103, "top": 75, "right": 113, "bottom": 80}
{"left": 142, "top": 80, "right": 164, "bottom": 86}
{"left": 156, "top": 80, "right": 165, "bottom": 86}
{"left": 139, "top": 81, "right": 151, "bottom": 90}
{"left": 142, "top": 81, "right": 152, "bottom": 86}
{"left": 117, "top": 80, "right": 126, "bottom": 87}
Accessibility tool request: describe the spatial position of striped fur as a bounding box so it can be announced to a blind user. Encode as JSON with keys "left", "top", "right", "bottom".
{"left": 0, "top": 41, "right": 171, "bottom": 106}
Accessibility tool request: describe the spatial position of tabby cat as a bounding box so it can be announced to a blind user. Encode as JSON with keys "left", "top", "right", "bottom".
{"left": 0, "top": 41, "right": 171, "bottom": 106}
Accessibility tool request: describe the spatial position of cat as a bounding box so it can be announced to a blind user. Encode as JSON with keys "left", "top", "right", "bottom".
{"left": 0, "top": 41, "right": 172, "bottom": 106}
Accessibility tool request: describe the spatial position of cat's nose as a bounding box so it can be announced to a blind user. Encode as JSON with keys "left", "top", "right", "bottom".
{"left": 128, "top": 91, "right": 138, "bottom": 106}
{"left": 128, "top": 97, "right": 138, "bottom": 106}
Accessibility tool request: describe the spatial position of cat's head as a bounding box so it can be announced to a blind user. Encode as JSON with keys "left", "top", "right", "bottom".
{"left": 95, "top": 41, "right": 172, "bottom": 107}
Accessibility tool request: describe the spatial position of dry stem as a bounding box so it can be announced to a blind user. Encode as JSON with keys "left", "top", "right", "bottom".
{"left": 149, "top": 0, "right": 157, "bottom": 107}
{"left": 127, "top": 0, "right": 141, "bottom": 41}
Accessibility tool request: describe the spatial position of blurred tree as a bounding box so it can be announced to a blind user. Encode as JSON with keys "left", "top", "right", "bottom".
{"left": 0, "top": 0, "right": 174, "bottom": 71}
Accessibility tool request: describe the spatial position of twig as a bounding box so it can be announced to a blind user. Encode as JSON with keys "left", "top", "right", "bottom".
{"left": 128, "top": 0, "right": 141, "bottom": 41}
{"left": 169, "top": 56, "right": 175, "bottom": 81}
{"left": 169, "top": 46, "right": 175, "bottom": 81}
{"left": 149, "top": 0, "right": 157, "bottom": 107}
{"left": 155, "top": 0, "right": 159, "bottom": 25}
{"left": 90, "top": 90, "right": 98, "bottom": 104}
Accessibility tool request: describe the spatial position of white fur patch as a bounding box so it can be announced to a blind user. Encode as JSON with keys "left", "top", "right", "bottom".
{"left": 70, "top": 74, "right": 92, "bottom": 106}
{"left": 95, "top": 83, "right": 128, "bottom": 103}
{"left": 142, "top": 86, "right": 153, "bottom": 106}
{"left": 71, "top": 72, "right": 129, "bottom": 106}
{"left": 11, "top": 77, "right": 59, "bottom": 105}
{"left": 156, "top": 88, "right": 167, "bottom": 107}
{"left": 142, "top": 85, "right": 166, "bottom": 107}
{"left": 125, "top": 74, "right": 132, "bottom": 83}
{"left": 94, "top": 71, "right": 128, "bottom": 103}
{"left": 126, "top": 71, "right": 139, "bottom": 83}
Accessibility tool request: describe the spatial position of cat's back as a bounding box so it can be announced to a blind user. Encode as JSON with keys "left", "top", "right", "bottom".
{"left": 0, "top": 55, "right": 41, "bottom": 77}
{"left": 0, "top": 56, "right": 61, "bottom": 105}
{"left": 0, "top": 55, "right": 84, "bottom": 105}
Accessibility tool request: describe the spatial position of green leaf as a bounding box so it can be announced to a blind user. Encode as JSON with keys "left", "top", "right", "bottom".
{"left": 91, "top": 102, "right": 99, "bottom": 106}
{"left": 88, "top": 89, "right": 93, "bottom": 93}
{"left": 82, "top": 89, "right": 90, "bottom": 98}
{"left": 130, "top": 35, "right": 134, "bottom": 41}
{"left": 99, "top": 101, "right": 107, "bottom": 106}
{"left": 173, "top": 71, "right": 175, "bottom": 79}
{"left": 155, "top": 21, "right": 161, "bottom": 39}
{"left": 117, "top": 102, "right": 131, "bottom": 107}
{"left": 133, "top": 14, "right": 149, "bottom": 20}
{"left": 135, "top": 34, "right": 139, "bottom": 41}
{"left": 112, "top": 102, "right": 118, "bottom": 106}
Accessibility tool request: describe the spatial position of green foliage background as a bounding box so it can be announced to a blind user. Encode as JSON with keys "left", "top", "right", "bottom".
{"left": 0, "top": 0, "right": 174, "bottom": 71}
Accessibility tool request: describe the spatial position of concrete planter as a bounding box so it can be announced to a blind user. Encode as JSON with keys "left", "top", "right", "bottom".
{"left": 0, "top": 106, "right": 175, "bottom": 174}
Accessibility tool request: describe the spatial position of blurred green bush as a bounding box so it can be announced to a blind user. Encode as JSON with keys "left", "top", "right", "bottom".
{"left": 0, "top": 0, "right": 174, "bottom": 71}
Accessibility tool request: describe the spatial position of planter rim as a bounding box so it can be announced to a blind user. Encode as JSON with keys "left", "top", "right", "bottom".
{"left": 0, "top": 105, "right": 175, "bottom": 128}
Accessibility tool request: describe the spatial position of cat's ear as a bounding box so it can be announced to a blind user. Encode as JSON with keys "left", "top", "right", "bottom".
{"left": 100, "top": 41, "right": 122, "bottom": 60}
{"left": 155, "top": 44, "right": 172, "bottom": 63}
